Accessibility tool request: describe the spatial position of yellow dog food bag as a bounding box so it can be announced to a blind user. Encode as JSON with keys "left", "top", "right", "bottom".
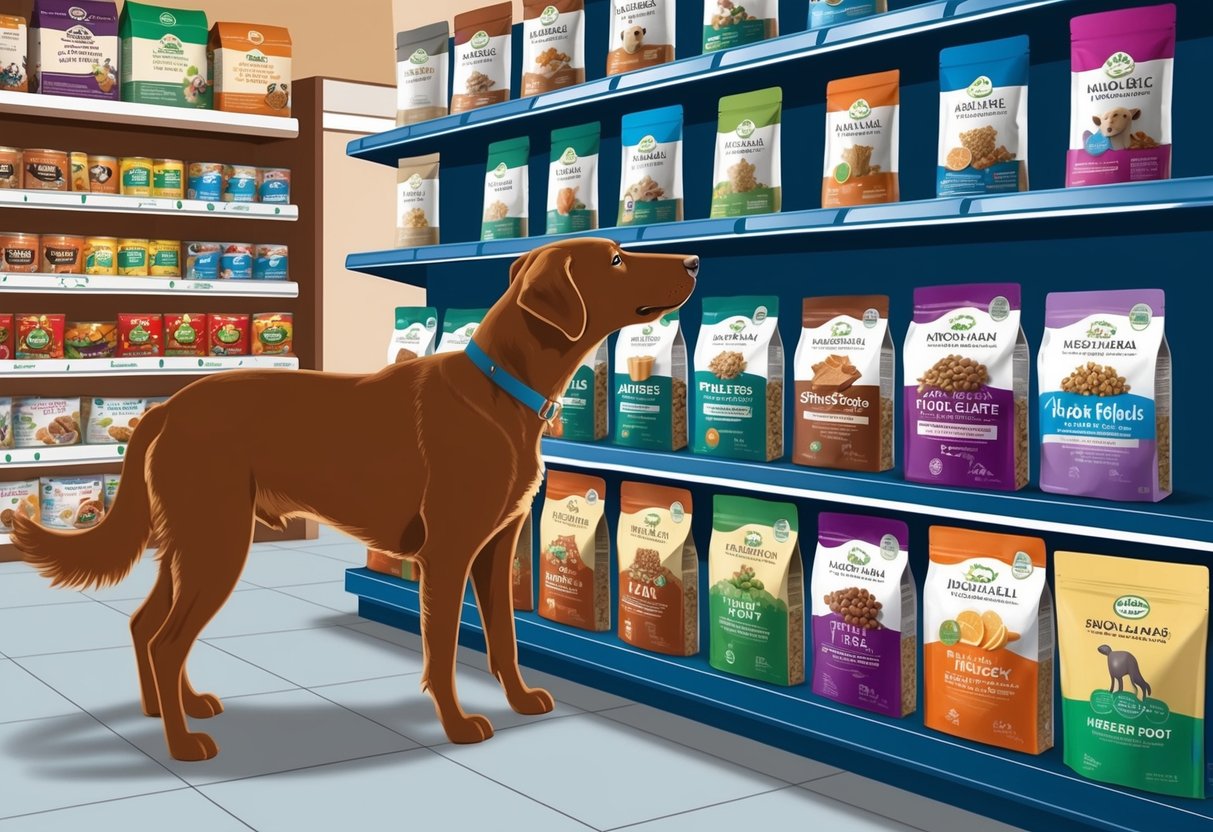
{"left": 1056, "top": 551, "right": 1208, "bottom": 798}
{"left": 925, "top": 526, "right": 1053, "bottom": 754}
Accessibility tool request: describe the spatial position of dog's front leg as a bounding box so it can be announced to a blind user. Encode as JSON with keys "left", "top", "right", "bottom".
{"left": 471, "top": 517, "right": 555, "bottom": 716}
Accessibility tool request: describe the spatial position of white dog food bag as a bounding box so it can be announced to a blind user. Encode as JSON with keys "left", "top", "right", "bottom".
{"left": 607, "top": 0, "right": 675, "bottom": 76}
{"left": 386, "top": 306, "right": 438, "bottom": 364}
{"left": 451, "top": 2, "right": 512, "bottom": 114}
{"left": 83, "top": 397, "right": 147, "bottom": 445}
{"left": 702, "top": 0, "right": 777, "bottom": 53}
{"left": 482, "top": 136, "right": 530, "bottom": 241}
{"left": 435, "top": 308, "right": 489, "bottom": 355}
{"left": 396, "top": 21, "right": 449, "bottom": 126}
{"left": 619, "top": 104, "right": 683, "bottom": 226}
{"left": 13, "top": 398, "right": 80, "bottom": 448}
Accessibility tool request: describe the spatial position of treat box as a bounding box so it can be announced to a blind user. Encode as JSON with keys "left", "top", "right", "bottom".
{"left": 0, "top": 188, "right": 297, "bottom": 220}
{"left": 0, "top": 273, "right": 298, "bottom": 297}
{"left": 0, "top": 355, "right": 298, "bottom": 378}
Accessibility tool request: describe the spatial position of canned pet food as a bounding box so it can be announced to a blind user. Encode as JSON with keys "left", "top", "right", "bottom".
{"left": 208, "top": 313, "right": 249, "bottom": 355}
{"left": 184, "top": 241, "right": 221, "bottom": 279}
{"left": 152, "top": 159, "right": 184, "bottom": 198}
{"left": 187, "top": 162, "right": 223, "bottom": 201}
{"left": 117, "top": 239, "right": 149, "bottom": 276}
{"left": 164, "top": 313, "right": 208, "bottom": 356}
{"left": 252, "top": 313, "right": 294, "bottom": 355}
{"left": 222, "top": 164, "right": 258, "bottom": 203}
{"left": 120, "top": 157, "right": 153, "bottom": 196}
{"left": 148, "top": 240, "right": 181, "bottom": 277}
{"left": 0, "top": 147, "right": 23, "bottom": 189}
{"left": 88, "top": 155, "right": 119, "bottom": 194}
{"left": 253, "top": 244, "right": 288, "bottom": 280}
{"left": 116, "top": 313, "right": 163, "bottom": 357}
{"left": 23, "top": 149, "right": 69, "bottom": 190}
{"left": 84, "top": 237, "right": 118, "bottom": 275}
{"left": 0, "top": 232, "right": 39, "bottom": 273}
{"left": 70, "top": 152, "right": 89, "bottom": 192}
{"left": 41, "top": 235, "right": 83, "bottom": 274}
{"left": 257, "top": 168, "right": 291, "bottom": 204}
{"left": 220, "top": 242, "right": 253, "bottom": 279}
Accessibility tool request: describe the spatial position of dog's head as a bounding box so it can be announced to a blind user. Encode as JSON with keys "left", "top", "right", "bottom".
{"left": 509, "top": 238, "right": 697, "bottom": 348}
{"left": 621, "top": 25, "right": 646, "bottom": 53}
{"left": 1093, "top": 107, "right": 1140, "bottom": 137}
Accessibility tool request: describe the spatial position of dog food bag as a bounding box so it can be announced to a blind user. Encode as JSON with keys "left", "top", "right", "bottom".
{"left": 396, "top": 21, "right": 448, "bottom": 126}
{"left": 251, "top": 313, "right": 293, "bottom": 356}
{"left": 397, "top": 154, "right": 440, "bottom": 248}
{"left": 619, "top": 105, "right": 683, "bottom": 227}
{"left": 694, "top": 296, "right": 783, "bottom": 462}
{"left": 809, "top": 0, "right": 887, "bottom": 30}
{"left": 41, "top": 475, "right": 104, "bottom": 531}
{"left": 1067, "top": 4, "right": 1175, "bottom": 187}
{"left": 15, "top": 313, "right": 65, "bottom": 360}
{"left": 614, "top": 312, "right": 688, "bottom": 451}
{"left": 823, "top": 70, "right": 900, "bottom": 207}
{"left": 29, "top": 0, "right": 118, "bottom": 99}
{"left": 546, "top": 122, "right": 600, "bottom": 235}
{"left": 709, "top": 494, "right": 804, "bottom": 686}
{"left": 703, "top": 0, "right": 777, "bottom": 53}
{"left": 482, "top": 137, "right": 529, "bottom": 241}
{"left": 0, "top": 15, "right": 28, "bottom": 92}
{"left": 904, "top": 283, "right": 1028, "bottom": 491}
{"left": 164, "top": 313, "right": 207, "bottom": 357}
{"left": 1056, "top": 551, "right": 1207, "bottom": 798}
{"left": 617, "top": 482, "right": 697, "bottom": 656}
{"left": 117, "top": 313, "right": 163, "bottom": 358}
{"left": 13, "top": 398, "right": 79, "bottom": 448}
{"left": 83, "top": 397, "right": 145, "bottom": 444}
{"left": 538, "top": 471, "right": 610, "bottom": 631}
{"left": 925, "top": 526, "right": 1053, "bottom": 754}
{"left": 514, "top": 513, "right": 535, "bottom": 611}
{"left": 546, "top": 341, "right": 608, "bottom": 442}
{"left": 522, "top": 0, "right": 584, "bottom": 97}
{"left": 103, "top": 474, "right": 120, "bottom": 511}
{"left": 1039, "top": 289, "right": 1171, "bottom": 502}
{"left": 0, "top": 397, "right": 11, "bottom": 449}
{"left": 207, "top": 313, "right": 248, "bottom": 356}
{"left": 367, "top": 549, "right": 419, "bottom": 581}
{"left": 0, "top": 314, "right": 11, "bottom": 359}
{"left": 119, "top": 1, "right": 211, "bottom": 108}
{"left": 435, "top": 308, "right": 489, "bottom": 355}
{"left": 938, "top": 35, "right": 1029, "bottom": 197}
{"left": 452, "top": 2, "right": 512, "bottom": 114}
{"left": 710, "top": 87, "right": 782, "bottom": 218}
{"left": 209, "top": 22, "right": 292, "bottom": 116}
{"left": 812, "top": 512, "right": 915, "bottom": 717}
{"left": 607, "top": 0, "right": 674, "bottom": 76}
{"left": 794, "top": 295, "right": 893, "bottom": 472}
{"left": 0, "top": 479, "right": 39, "bottom": 533}
{"left": 387, "top": 306, "right": 438, "bottom": 364}
{"left": 64, "top": 321, "right": 116, "bottom": 360}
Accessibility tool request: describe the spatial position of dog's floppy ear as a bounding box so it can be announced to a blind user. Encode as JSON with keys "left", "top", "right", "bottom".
{"left": 509, "top": 249, "right": 539, "bottom": 284}
{"left": 1092, "top": 114, "right": 1102, "bottom": 127}
{"left": 516, "top": 248, "right": 587, "bottom": 342}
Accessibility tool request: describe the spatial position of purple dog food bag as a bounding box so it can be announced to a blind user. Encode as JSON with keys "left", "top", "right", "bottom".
{"left": 811, "top": 512, "right": 915, "bottom": 718}
{"left": 904, "top": 283, "right": 1028, "bottom": 491}
{"left": 29, "top": 0, "right": 119, "bottom": 100}
{"left": 1038, "top": 289, "right": 1170, "bottom": 502}
{"left": 1067, "top": 4, "right": 1175, "bottom": 187}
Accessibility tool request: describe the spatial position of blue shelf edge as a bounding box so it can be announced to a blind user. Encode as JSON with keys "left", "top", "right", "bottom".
{"left": 540, "top": 440, "right": 1213, "bottom": 552}
{"left": 344, "top": 568, "right": 1213, "bottom": 832}
{"left": 345, "top": 177, "right": 1213, "bottom": 286}
{"left": 347, "top": 0, "right": 1073, "bottom": 166}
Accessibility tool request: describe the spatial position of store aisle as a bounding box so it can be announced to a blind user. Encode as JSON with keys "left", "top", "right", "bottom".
{"left": 0, "top": 527, "right": 1022, "bottom": 832}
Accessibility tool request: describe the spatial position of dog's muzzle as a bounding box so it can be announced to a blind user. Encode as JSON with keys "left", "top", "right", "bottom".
{"left": 683, "top": 256, "right": 700, "bottom": 278}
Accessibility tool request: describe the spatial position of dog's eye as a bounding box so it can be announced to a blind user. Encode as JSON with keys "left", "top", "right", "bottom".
{"left": 611, "top": 254, "right": 622, "bottom": 266}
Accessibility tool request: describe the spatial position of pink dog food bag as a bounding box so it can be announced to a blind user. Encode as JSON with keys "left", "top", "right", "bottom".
{"left": 1066, "top": 4, "right": 1175, "bottom": 187}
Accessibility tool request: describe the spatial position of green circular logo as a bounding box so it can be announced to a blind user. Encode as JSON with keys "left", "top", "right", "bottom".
{"left": 1089, "top": 690, "right": 1115, "bottom": 714}
{"left": 1112, "top": 692, "right": 1145, "bottom": 720}
{"left": 833, "top": 162, "right": 851, "bottom": 184}
{"left": 939, "top": 620, "right": 961, "bottom": 646}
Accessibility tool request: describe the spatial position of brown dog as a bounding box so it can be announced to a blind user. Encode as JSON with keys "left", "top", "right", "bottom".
{"left": 12, "top": 239, "right": 698, "bottom": 762}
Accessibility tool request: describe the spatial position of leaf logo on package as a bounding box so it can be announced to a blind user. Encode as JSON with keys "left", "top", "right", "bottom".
{"left": 493, "top": 162, "right": 508, "bottom": 179}
{"left": 1114, "top": 595, "right": 1151, "bottom": 620}
{"left": 540, "top": 5, "right": 560, "bottom": 25}
{"left": 848, "top": 99, "right": 871, "bottom": 120}
{"left": 471, "top": 30, "right": 491, "bottom": 49}
{"left": 560, "top": 147, "right": 577, "bottom": 165}
{"left": 159, "top": 35, "right": 184, "bottom": 55}
{"left": 735, "top": 119, "right": 756, "bottom": 139}
{"left": 68, "top": 6, "right": 87, "bottom": 20}
{"left": 744, "top": 531, "right": 763, "bottom": 548}
{"left": 159, "top": 11, "right": 177, "bottom": 25}
{"left": 963, "top": 563, "right": 998, "bottom": 583}
{"left": 644, "top": 512, "right": 660, "bottom": 528}
{"left": 638, "top": 135, "right": 657, "bottom": 154}
{"left": 729, "top": 319, "right": 746, "bottom": 333}
{"left": 407, "top": 174, "right": 423, "bottom": 189}
{"left": 846, "top": 546, "right": 870, "bottom": 566}
{"left": 410, "top": 48, "right": 429, "bottom": 65}
{"left": 248, "top": 30, "right": 265, "bottom": 46}
{"left": 1086, "top": 320, "right": 1117, "bottom": 339}
{"left": 948, "top": 313, "right": 977, "bottom": 332}
{"left": 1104, "top": 51, "right": 1136, "bottom": 79}
{"left": 831, "top": 321, "right": 853, "bottom": 338}
{"left": 966, "top": 75, "right": 994, "bottom": 99}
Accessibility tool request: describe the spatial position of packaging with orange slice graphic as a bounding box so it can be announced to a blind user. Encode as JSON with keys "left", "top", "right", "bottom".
{"left": 925, "top": 526, "right": 1054, "bottom": 754}
{"left": 823, "top": 70, "right": 899, "bottom": 208}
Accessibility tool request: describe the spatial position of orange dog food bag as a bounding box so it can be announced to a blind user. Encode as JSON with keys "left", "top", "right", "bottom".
{"left": 538, "top": 471, "right": 609, "bottom": 631}
{"left": 823, "top": 70, "right": 900, "bottom": 208}
{"left": 924, "top": 526, "right": 1054, "bottom": 754}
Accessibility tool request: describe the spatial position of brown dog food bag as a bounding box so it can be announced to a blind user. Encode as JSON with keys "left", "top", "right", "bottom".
{"left": 539, "top": 471, "right": 609, "bottom": 631}
{"left": 452, "top": 2, "right": 512, "bottom": 114}
{"left": 607, "top": 0, "right": 674, "bottom": 76}
{"left": 397, "top": 154, "right": 440, "bottom": 248}
{"left": 367, "top": 549, "right": 418, "bottom": 581}
{"left": 617, "top": 482, "right": 697, "bottom": 656}
{"left": 522, "top": 0, "right": 584, "bottom": 97}
{"left": 794, "top": 296, "right": 893, "bottom": 472}
{"left": 513, "top": 513, "right": 534, "bottom": 611}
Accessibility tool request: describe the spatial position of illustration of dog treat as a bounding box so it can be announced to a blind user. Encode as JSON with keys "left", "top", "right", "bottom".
{"left": 626, "top": 175, "right": 664, "bottom": 202}
{"left": 465, "top": 70, "right": 495, "bottom": 94}
{"left": 521, "top": 0, "right": 584, "bottom": 96}
{"left": 824, "top": 586, "right": 884, "bottom": 630}
{"left": 626, "top": 354, "right": 655, "bottom": 381}
{"left": 841, "top": 144, "right": 875, "bottom": 178}
{"left": 708, "top": 350, "right": 746, "bottom": 379}
{"left": 1060, "top": 362, "right": 1129, "bottom": 396}
{"left": 917, "top": 354, "right": 989, "bottom": 393}
{"left": 546, "top": 122, "right": 599, "bottom": 235}
{"left": 607, "top": 0, "right": 675, "bottom": 76}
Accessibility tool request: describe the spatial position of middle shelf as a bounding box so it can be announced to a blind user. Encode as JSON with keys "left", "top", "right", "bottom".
{"left": 0, "top": 189, "right": 298, "bottom": 221}
{"left": 0, "top": 355, "right": 299, "bottom": 379}
{"left": 0, "top": 273, "right": 299, "bottom": 297}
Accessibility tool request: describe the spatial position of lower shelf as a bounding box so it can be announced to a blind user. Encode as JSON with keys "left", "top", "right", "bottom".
{"left": 346, "top": 567, "right": 1212, "bottom": 832}
{"left": 0, "top": 355, "right": 298, "bottom": 378}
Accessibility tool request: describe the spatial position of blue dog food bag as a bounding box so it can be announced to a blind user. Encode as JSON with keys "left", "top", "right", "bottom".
{"left": 937, "top": 35, "right": 1030, "bottom": 197}
{"left": 809, "top": 0, "right": 887, "bottom": 30}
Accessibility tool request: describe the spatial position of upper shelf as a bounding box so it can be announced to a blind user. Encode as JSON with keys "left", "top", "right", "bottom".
{"left": 348, "top": 0, "right": 1070, "bottom": 166}
{"left": 0, "top": 189, "right": 298, "bottom": 221}
{"left": 0, "top": 273, "right": 298, "bottom": 298}
{"left": 0, "top": 90, "right": 299, "bottom": 139}
{"left": 346, "top": 176, "right": 1213, "bottom": 286}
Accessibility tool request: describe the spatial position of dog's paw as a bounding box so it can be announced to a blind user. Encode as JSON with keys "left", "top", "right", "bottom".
{"left": 168, "top": 731, "right": 220, "bottom": 762}
{"left": 185, "top": 692, "right": 224, "bottom": 719}
{"left": 507, "top": 686, "right": 555, "bottom": 716}
{"left": 442, "top": 713, "right": 495, "bottom": 744}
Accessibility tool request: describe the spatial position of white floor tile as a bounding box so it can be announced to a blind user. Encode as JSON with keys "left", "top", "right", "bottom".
{"left": 201, "top": 748, "right": 590, "bottom": 832}
{"left": 107, "top": 588, "right": 356, "bottom": 639}
{"left": 439, "top": 713, "right": 784, "bottom": 829}
{"left": 0, "top": 571, "right": 90, "bottom": 609}
{"left": 288, "top": 540, "right": 368, "bottom": 565}
{"left": 0, "top": 662, "right": 79, "bottom": 724}
{"left": 205, "top": 626, "right": 424, "bottom": 688}
{"left": 0, "top": 560, "right": 34, "bottom": 575}
{"left": 277, "top": 580, "right": 359, "bottom": 615}
{"left": 0, "top": 602, "right": 132, "bottom": 658}
{"left": 0, "top": 789, "right": 249, "bottom": 831}
{"left": 344, "top": 620, "right": 424, "bottom": 653}
{"left": 239, "top": 549, "right": 353, "bottom": 588}
{"left": 804, "top": 773, "right": 1027, "bottom": 832}
{"left": 0, "top": 716, "right": 183, "bottom": 819}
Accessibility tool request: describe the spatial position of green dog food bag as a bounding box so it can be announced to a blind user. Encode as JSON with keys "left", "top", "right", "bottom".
{"left": 386, "top": 306, "right": 437, "bottom": 365}
{"left": 547, "top": 340, "right": 608, "bottom": 442}
{"left": 709, "top": 494, "right": 804, "bottom": 686}
{"left": 434, "top": 308, "right": 488, "bottom": 355}
{"left": 120, "top": 1, "right": 211, "bottom": 108}
{"left": 482, "top": 136, "right": 530, "bottom": 241}
{"left": 710, "top": 87, "right": 782, "bottom": 218}
{"left": 614, "top": 312, "right": 687, "bottom": 451}
{"left": 546, "top": 122, "right": 600, "bottom": 235}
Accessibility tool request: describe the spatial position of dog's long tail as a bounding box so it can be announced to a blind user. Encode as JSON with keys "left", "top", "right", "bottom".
{"left": 11, "top": 403, "right": 167, "bottom": 590}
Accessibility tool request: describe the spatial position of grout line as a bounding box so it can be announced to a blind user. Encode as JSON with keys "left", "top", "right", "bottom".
{"left": 0, "top": 788, "right": 193, "bottom": 824}
{"left": 192, "top": 747, "right": 431, "bottom": 790}
{"left": 0, "top": 597, "right": 94, "bottom": 611}
{"left": 602, "top": 783, "right": 796, "bottom": 831}
{"left": 798, "top": 776, "right": 937, "bottom": 832}
{"left": 186, "top": 787, "right": 258, "bottom": 831}
{"left": 0, "top": 711, "right": 86, "bottom": 728}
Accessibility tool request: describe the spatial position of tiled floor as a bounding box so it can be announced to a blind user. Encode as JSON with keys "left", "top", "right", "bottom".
{"left": 0, "top": 526, "right": 1025, "bottom": 831}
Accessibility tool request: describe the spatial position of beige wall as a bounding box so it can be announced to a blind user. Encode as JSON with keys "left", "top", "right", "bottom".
{"left": 393, "top": 0, "right": 524, "bottom": 32}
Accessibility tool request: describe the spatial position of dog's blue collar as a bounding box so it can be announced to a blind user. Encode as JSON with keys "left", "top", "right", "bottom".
{"left": 464, "top": 338, "right": 563, "bottom": 423}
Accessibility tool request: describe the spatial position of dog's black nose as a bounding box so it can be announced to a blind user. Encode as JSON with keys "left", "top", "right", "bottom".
{"left": 683, "top": 256, "right": 700, "bottom": 278}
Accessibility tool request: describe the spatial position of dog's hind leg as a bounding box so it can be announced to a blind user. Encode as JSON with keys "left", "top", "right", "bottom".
{"left": 471, "top": 517, "right": 554, "bottom": 716}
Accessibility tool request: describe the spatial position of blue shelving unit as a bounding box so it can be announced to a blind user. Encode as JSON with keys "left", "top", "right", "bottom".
{"left": 345, "top": 0, "right": 1213, "bottom": 827}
